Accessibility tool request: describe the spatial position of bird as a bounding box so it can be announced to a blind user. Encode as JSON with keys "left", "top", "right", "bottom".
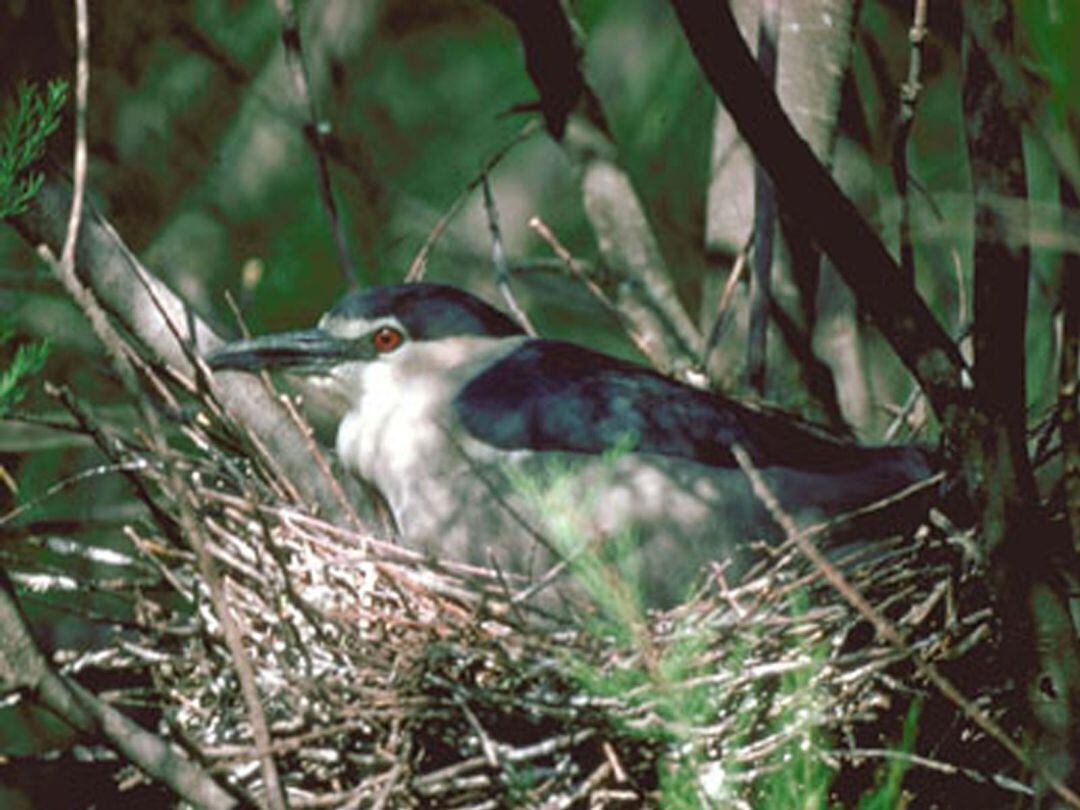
{"left": 207, "top": 283, "right": 936, "bottom": 609}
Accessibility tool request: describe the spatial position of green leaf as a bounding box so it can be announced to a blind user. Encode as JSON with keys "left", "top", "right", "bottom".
{"left": 0, "top": 327, "right": 50, "bottom": 416}
{"left": 0, "top": 79, "right": 69, "bottom": 219}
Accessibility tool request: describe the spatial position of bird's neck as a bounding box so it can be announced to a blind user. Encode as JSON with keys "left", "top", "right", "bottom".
{"left": 335, "top": 335, "right": 528, "bottom": 529}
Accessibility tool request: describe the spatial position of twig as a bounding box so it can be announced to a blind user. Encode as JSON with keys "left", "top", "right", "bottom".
{"left": 602, "top": 740, "right": 629, "bottom": 784}
{"left": 217, "top": 290, "right": 336, "bottom": 513}
{"left": 273, "top": 0, "right": 356, "bottom": 287}
{"left": 0, "top": 459, "right": 147, "bottom": 528}
{"left": 552, "top": 761, "right": 612, "bottom": 809}
{"left": 61, "top": 0, "right": 89, "bottom": 270}
{"left": 883, "top": 384, "right": 924, "bottom": 443}
{"left": 404, "top": 120, "right": 539, "bottom": 282}
{"left": 40, "top": 0, "right": 139, "bottom": 405}
{"left": 830, "top": 748, "right": 1034, "bottom": 797}
{"left": 186, "top": 507, "right": 290, "bottom": 810}
{"left": 898, "top": 175, "right": 970, "bottom": 349}
{"left": 702, "top": 234, "right": 751, "bottom": 375}
{"left": 481, "top": 175, "right": 536, "bottom": 336}
{"left": 528, "top": 216, "right": 659, "bottom": 368}
{"left": 1060, "top": 184, "right": 1080, "bottom": 548}
{"left": 272, "top": 384, "right": 366, "bottom": 532}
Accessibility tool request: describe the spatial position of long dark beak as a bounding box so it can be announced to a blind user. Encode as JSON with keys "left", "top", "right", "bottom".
{"left": 206, "top": 329, "right": 364, "bottom": 374}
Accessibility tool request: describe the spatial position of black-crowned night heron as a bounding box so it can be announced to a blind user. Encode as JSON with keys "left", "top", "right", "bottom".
{"left": 207, "top": 283, "right": 935, "bottom": 607}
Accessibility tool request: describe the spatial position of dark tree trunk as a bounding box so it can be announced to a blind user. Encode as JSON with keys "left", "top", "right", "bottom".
{"left": 963, "top": 1, "right": 1079, "bottom": 797}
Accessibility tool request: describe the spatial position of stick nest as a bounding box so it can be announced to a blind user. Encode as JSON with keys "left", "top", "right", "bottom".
{"left": 45, "top": 375, "right": 1022, "bottom": 809}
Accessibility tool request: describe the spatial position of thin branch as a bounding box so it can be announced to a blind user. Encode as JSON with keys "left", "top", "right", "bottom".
{"left": 186, "top": 501, "right": 289, "bottom": 810}
{"left": 404, "top": 120, "right": 539, "bottom": 283}
{"left": 829, "top": 747, "right": 1034, "bottom": 797}
{"left": 883, "top": 383, "right": 926, "bottom": 443}
{"left": 528, "top": 215, "right": 659, "bottom": 369}
{"left": 1062, "top": 183, "right": 1080, "bottom": 549}
{"left": 273, "top": 0, "right": 356, "bottom": 288}
{"left": 0, "top": 458, "right": 147, "bottom": 529}
{"left": 60, "top": 0, "right": 89, "bottom": 271}
{"left": 481, "top": 174, "right": 536, "bottom": 336}
{"left": 41, "top": 0, "right": 141, "bottom": 410}
{"left": 702, "top": 235, "right": 751, "bottom": 376}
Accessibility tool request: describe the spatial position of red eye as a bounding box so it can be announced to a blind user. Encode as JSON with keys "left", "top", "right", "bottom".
{"left": 371, "top": 326, "right": 403, "bottom": 353}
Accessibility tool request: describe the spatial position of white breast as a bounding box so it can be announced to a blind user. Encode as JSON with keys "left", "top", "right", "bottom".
{"left": 333, "top": 336, "right": 529, "bottom": 556}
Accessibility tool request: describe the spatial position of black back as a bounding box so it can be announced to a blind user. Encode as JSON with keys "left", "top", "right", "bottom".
{"left": 456, "top": 340, "right": 928, "bottom": 474}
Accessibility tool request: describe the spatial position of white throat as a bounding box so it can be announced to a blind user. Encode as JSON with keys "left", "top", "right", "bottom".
{"left": 334, "top": 335, "right": 526, "bottom": 520}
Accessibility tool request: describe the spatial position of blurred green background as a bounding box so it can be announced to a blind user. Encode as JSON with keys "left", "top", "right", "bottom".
{"left": 0, "top": 0, "right": 1075, "bottom": 803}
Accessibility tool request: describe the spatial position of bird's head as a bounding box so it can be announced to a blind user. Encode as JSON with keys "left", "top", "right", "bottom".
{"left": 206, "top": 283, "right": 526, "bottom": 404}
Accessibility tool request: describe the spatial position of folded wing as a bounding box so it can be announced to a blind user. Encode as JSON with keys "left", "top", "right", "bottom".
{"left": 455, "top": 339, "right": 929, "bottom": 477}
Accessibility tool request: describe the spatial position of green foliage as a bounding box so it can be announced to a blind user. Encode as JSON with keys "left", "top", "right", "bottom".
{"left": 726, "top": 591, "right": 831, "bottom": 810}
{"left": 0, "top": 80, "right": 68, "bottom": 219}
{"left": 857, "top": 698, "right": 921, "bottom": 810}
{"left": 550, "top": 555, "right": 926, "bottom": 808}
{"left": 506, "top": 432, "right": 648, "bottom": 628}
{"left": 0, "top": 323, "right": 50, "bottom": 417}
{"left": 1017, "top": 0, "right": 1080, "bottom": 123}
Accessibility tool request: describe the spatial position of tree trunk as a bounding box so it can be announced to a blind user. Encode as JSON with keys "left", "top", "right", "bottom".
{"left": 963, "top": 0, "right": 1080, "bottom": 795}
